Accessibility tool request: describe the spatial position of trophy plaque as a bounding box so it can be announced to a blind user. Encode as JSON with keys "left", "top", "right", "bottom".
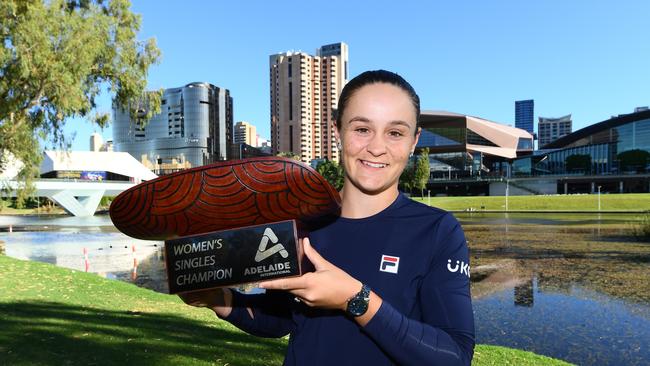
{"left": 164, "top": 220, "right": 302, "bottom": 294}
{"left": 110, "top": 157, "right": 341, "bottom": 292}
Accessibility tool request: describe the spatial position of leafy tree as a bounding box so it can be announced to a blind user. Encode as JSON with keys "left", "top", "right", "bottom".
{"left": 617, "top": 149, "right": 650, "bottom": 172}
{"left": 565, "top": 154, "right": 591, "bottom": 173}
{"left": 0, "top": 0, "right": 161, "bottom": 206}
{"left": 316, "top": 159, "right": 344, "bottom": 191}
{"left": 276, "top": 151, "right": 301, "bottom": 161}
{"left": 414, "top": 148, "right": 430, "bottom": 197}
{"left": 399, "top": 162, "right": 414, "bottom": 194}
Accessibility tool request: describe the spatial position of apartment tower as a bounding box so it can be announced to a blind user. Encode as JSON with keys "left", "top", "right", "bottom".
{"left": 538, "top": 114, "right": 572, "bottom": 148}
{"left": 234, "top": 121, "right": 258, "bottom": 146}
{"left": 270, "top": 42, "right": 349, "bottom": 163}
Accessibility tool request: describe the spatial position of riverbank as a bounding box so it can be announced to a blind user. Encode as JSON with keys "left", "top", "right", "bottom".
{"left": 413, "top": 193, "right": 650, "bottom": 212}
{"left": 0, "top": 206, "right": 68, "bottom": 215}
{"left": 2, "top": 193, "right": 649, "bottom": 216}
{"left": 0, "top": 254, "right": 572, "bottom": 365}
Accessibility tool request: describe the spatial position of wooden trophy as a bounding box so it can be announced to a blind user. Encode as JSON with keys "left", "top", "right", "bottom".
{"left": 109, "top": 157, "right": 341, "bottom": 294}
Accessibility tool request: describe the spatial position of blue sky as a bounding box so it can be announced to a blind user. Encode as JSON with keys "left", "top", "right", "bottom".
{"left": 64, "top": 0, "right": 650, "bottom": 151}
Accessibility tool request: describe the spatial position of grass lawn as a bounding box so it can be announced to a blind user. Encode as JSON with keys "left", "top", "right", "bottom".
{"left": 0, "top": 205, "right": 67, "bottom": 215}
{"left": 0, "top": 255, "right": 573, "bottom": 365}
{"left": 4, "top": 194, "right": 649, "bottom": 216}
{"left": 412, "top": 193, "right": 650, "bottom": 212}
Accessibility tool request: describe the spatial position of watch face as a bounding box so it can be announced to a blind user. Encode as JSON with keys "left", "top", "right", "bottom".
{"left": 348, "top": 298, "right": 369, "bottom": 317}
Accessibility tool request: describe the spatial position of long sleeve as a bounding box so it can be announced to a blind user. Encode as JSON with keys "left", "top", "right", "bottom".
{"left": 362, "top": 213, "right": 475, "bottom": 365}
{"left": 223, "top": 289, "right": 296, "bottom": 338}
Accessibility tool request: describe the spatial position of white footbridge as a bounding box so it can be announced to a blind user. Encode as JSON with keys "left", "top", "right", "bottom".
{"left": 4, "top": 179, "right": 137, "bottom": 217}
{"left": 1, "top": 150, "right": 157, "bottom": 217}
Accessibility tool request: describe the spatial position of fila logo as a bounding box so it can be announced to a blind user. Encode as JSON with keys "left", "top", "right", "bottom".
{"left": 447, "top": 259, "right": 470, "bottom": 278}
{"left": 254, "top": 228, "right": 289, "bottom": 263}
{"left": 380, "top": 255, "right": 400, "bottom": 274}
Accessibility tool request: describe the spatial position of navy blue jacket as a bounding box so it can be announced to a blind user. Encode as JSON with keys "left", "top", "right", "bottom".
{"left": 224, "top": 194, "right": 475, "bottom": 365}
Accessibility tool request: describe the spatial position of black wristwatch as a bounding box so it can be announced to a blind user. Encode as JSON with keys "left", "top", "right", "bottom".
{"left": 346, "top": 283, "right": 371, "bottom": 317}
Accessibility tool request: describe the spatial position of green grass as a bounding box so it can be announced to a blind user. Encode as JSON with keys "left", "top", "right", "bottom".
{"left": 412, "top": 193, "right": 650, "bottom": 211}
{"left": 0, "top": 255, "right": 285, "bottom": 365}
{"left": 0, "top": 255, "right": 573, "bottom": 365}
{"left": 0, "top": 205, "right": 67, "bottom": 215}
{"left": 5, "top": 194, "right": 649, "bottom": 215}
{"left": 473, "top": 345, "right": 573, "bottom": 365}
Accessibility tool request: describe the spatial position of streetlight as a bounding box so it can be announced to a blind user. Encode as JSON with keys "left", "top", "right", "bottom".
{"left": 598, "top": 185, "right": 601, "bottom": 211}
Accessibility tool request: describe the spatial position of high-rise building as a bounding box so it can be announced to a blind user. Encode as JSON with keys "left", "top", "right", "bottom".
{"left": 515, "top": 99, "right": 534, "bottom": 135}
{"left": 234, "top": 121, "right": 258, "bottom": 146}
{"left": 90, "top": 132, "right": 103, "bottom": 152}
{"left": 101, "top": 140, "right": 114, "bottom": 152}
{"left": 113, "top": 82, "right": 233, "bottom": 174}
{"left": 270, "top": 42, "right": 348, "bottom": 163}
{"left": 538, "top": 114, "right": 572, "bottom": 148}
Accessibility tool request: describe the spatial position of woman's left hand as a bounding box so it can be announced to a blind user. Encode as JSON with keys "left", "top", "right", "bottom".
{"left": 259, "top": 237, "right": 361, "bottom": 311}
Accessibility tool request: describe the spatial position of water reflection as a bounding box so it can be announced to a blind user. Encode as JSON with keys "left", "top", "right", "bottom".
{"left": 474, "top": 278, "right": 650, "bottom": 366}
{"left": 1, "top": 230, "right": 168, "bottom": 293}
{"left": 514, "top": 278, "right": 534, "bottom": 307}
{"left": 463, "top": 218, "right": 650, "bottom": 366}
{"left": 0, "top": 214, "right": 115, "bottom": 228}
{"left": 105, "top": 248, "right": 169, "bottom": 293}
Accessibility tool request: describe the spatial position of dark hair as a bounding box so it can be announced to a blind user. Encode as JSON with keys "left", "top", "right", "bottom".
{"left": 335, "top": 70, "right": 420, "bottom": 133}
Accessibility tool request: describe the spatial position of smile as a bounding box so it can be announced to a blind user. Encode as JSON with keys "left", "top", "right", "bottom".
{"left": 360, "top": 160, "right": 388, "bottom": 168}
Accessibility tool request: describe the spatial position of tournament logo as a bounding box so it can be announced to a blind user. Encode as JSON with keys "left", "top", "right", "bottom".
{"left": 380, "top": 255, "right": 400, "bottom": 274}
{"left": 255, "top": 228, "right": 289, "bottom": 262}
{"left": 244, "top": 227, "right": 292, "bottom": 277}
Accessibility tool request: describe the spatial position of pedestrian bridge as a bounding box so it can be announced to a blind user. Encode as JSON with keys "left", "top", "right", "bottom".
{"left": 3, "top": 179, "right": 137, "bottom": 217}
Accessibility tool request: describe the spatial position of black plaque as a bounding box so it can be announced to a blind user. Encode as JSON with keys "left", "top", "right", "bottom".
{"left": 164, "top": 220, "right": 302, "bottom": 294}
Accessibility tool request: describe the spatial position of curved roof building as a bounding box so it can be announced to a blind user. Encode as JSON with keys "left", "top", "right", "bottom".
{"left": 517, "top": 109, "right": 650, "bottom": 177}
{"left": 544, "top": 109, "right": 650, "bottom": 150}
{"left": 416, "top": 111, "right": 533, "bottom": 179}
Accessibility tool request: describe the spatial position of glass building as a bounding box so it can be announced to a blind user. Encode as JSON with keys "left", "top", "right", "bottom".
{"left": 515, "top": 99, "right": 535, "bottom": 135}
{"left": 416, "top": 111, "right": 533, "bottom": 181}
{"left": 412, "top": 110, "right": 650, "bottom": 195}
{"left": 511, "top": 109, "right": 650, "bottom": 193}
{"left": 113, "top": 82, "right": 233, "bottom": 174}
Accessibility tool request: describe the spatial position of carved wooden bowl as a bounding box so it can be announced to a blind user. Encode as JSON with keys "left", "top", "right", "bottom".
{"left": 110, "top": 157, "right": 341, "bottom": 240}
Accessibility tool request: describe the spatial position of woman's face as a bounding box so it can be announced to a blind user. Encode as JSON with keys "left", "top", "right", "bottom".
{"left": 336, "top": 82, "right": 420, "bottom": 195}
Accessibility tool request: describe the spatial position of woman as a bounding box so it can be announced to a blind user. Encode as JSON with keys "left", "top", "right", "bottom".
{"left": 180, "top": 70, "right": 475, "bottom": 365}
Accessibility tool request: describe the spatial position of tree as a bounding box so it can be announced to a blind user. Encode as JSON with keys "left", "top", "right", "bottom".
{"left": 565, "top": 154, "right": 591, "bottom": 174}
{"left": 0, "top": 0, "right": 161, "bottom": 205}
{"left": 276, "top": 151, "right": 301, "bottom": 161}
{"left": 399, "top": 159, "right": 415, "bottom": 194}
{"left": 316, "top": 159, "right": 344, "bottom": 191}
{"left": 414, "top": 148, "right": 430, "bottom": 197}
{"left": 617, "top": 149, "right": 650, "bottom": 173}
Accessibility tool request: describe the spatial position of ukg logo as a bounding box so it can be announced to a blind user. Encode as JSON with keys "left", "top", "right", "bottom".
{"left": 447, "top": 259, "right": 470, "bottom": 278}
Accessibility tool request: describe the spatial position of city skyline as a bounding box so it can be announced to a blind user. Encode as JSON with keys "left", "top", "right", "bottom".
{"left": 112, "top": 82, "right": 233, "bottom": 173}
{"left": 62, "top": 0, "right": 650, "bottom": 152}
{"left": 270, "top": 42, "right": 348, "bottom": 162}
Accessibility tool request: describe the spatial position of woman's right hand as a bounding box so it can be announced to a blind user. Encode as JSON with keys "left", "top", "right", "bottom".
{"left": 178, "top": 287, "right": 233, "bottom": 318}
